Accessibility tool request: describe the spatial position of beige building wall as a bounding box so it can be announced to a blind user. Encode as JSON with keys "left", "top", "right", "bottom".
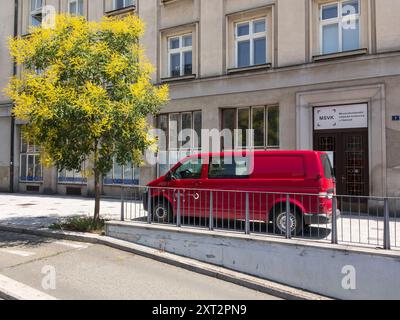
{"left": 0, "top": 0, "right": 14, "bottom": 104}
{"left": 0, "top": 0, "right": 399, "bottom": 197}
{"left": 375, "top": 0, "right": 400, "bottom": 53}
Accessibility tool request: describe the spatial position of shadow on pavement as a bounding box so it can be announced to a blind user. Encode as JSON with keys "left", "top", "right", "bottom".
{"left": 0, "top": 230, "right": 54, "bottom": 248}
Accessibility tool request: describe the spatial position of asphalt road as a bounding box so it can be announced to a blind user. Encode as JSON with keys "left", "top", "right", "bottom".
{"left": 0, "top": 231, "right": 280, "bottom": 300}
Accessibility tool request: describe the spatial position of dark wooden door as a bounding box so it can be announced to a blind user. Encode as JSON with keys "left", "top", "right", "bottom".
{"left": 314, "top": 129, "right": 369, "bottom": 197}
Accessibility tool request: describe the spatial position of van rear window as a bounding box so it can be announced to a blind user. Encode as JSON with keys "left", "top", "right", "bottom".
{"left": 252, "top": 156, "right": 305, "bottom": 178}
{"left": 320, "top": 154, "right": 334, "bottom": 179}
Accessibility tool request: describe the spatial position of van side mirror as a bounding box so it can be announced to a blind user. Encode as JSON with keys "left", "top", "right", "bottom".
{"left": 165, "top": 172, "right": 176, "bottom": 182}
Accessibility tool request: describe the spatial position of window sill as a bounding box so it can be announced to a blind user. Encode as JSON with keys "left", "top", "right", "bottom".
{"left": 227, "top": 63, "right": 272, "bottom": 75}
{"left": 105, "top": 5, "right": 136, "bottom": 17}
{"left": 312, "top": 48, "right": 368, "bottom": 62}
{"left": 161, "top": 0, "right": 181, "bottom": 4}
{"left": 57, "top": 180, "right": 88, "bottom": 185}
{"left": 161, "top": 74, "right": 197, "bottom": 83}
{"left": 19, "top": 180, "right": 43, "bottom": 184}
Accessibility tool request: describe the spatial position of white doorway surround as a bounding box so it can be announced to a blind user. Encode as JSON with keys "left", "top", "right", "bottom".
{"left": 296, "top": 84, "right": 387, "bottom": 196}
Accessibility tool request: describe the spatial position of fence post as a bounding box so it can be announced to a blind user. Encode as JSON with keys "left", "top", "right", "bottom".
{"left": 120, "top": 187, "right": 125, "bottom": 222}
{"left": 245, "top": 192, "right": 250, "bottom": 235}
{"left": 177, "top": 190, "right": 181, "bottom": 227}
{"left": 147, "top": 188, "right": 152, "bottom": 224}
{"left": 383, "top": 198, "right": 391, "bottom": 250}
{"left": 209, "top": 191, "right": 214, "bottom": 231}
{"left": 331, "top": 196, "right": 338, "bottom": 244}
{"left": 286, "top": 194, "right": 291, "bottom": 239}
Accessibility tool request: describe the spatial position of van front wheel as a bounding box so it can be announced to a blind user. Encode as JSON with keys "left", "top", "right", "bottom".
{"left": 152, "top": 200, "right": 172, "bottom": 223}
{"left": 273, "top": 209, "right": 303, "bottom": 236}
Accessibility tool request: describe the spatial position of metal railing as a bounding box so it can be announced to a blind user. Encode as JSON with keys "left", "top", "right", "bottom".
{"left": 119, "top": 186, "right": 400, "bottom": 250}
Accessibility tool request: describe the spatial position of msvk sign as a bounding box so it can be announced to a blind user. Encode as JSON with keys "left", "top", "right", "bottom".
{"left": 314, "top": 104, "right": 368, "bottom": 130}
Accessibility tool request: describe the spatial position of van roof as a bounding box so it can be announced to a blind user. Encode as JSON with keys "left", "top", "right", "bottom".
{"left": 186, "top": 150, "right": 324, "bottom": 159}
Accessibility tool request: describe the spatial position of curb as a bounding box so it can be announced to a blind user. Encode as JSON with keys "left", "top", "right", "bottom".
{"left": 0, "top": 224, "right": 331, "bottom": 300}
{"left": 0, "top": 274, "right": 57, "bottom": 300}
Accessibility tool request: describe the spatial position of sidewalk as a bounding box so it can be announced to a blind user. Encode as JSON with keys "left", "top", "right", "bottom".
{"left": 0, "top": 193, "right": 120, "bottom": 228}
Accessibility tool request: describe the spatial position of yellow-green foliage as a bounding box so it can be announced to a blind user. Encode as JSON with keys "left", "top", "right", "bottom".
{"left": 5, "top": 14, "right": 169, "bottom": 175}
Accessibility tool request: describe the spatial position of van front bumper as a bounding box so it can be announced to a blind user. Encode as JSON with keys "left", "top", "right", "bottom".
{"left": 304, "top": 210, "right": 341, "bottom": 225}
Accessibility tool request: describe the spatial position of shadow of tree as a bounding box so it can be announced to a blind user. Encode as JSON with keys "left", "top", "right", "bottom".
{"left": 0, "top": 230, "right": 54, "bottom": 249}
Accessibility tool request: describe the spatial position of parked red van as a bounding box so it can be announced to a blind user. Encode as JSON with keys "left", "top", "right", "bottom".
{"left": 144, "top": 151, "right": 338, "bottom": 235}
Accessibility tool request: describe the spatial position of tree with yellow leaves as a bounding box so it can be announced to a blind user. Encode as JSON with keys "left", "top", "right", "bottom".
{"left": 6, "top": 14, "right": 169, "bottom": 221}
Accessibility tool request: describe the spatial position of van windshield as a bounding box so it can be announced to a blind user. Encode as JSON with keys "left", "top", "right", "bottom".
{"left": 171, "top": 157, "right": 203, "bottom": 180}
{"left": 320, "top": 154, "right": 334, "bottom": 179}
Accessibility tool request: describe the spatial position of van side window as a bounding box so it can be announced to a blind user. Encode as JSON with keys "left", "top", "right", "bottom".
{"left": 173, "top": 158, "right": 203, "bottom": 180}
{"left": 208, "top": 157, "right": 249, "bottom": 179}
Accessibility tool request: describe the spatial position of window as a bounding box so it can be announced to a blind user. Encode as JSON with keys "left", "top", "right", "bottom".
{"left": 20, "top": 135, "right": 42, "bottom": 182}
{"left": 208, "top": 157, "right": 250, "bottom": 179}
{"left": 113, "top": 0, "right": 134, "bottom": 10}
{"left": 320, "top": 154, "right": 334, "bottom": 179}
{"left": 221, "top": 106, "right": 279, "bottom": 150}
{"left": 68, "top": 0, "right": 84, "bottom": 16}
{"left": 156, "top": 111, "right": 202, "bottom": 177}
{"left": 157, "top": 111, "right": 202, "bottom": 151}
{"left": 172, "top": 157, "right": 203, "bottom": 180}
{"left": 104, "top": 160, "right": 140, "bottom": 185}
{"left": 168, "top": 34, "right": 193, "bottom": 77}
{"left": 320, "top": 0, "right": 360, "bottom": 54}
{"left": 235, "top": 18, "right": 267, "bottom": 68}
{"left": 30, "top": 0, "right": 43, "bottom": 27}
{"left": 58, "top": 164, "right": 87, "bottom": 184}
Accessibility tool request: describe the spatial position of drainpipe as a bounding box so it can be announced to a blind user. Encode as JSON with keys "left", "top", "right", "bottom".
{"left": 9, "top": 0, "right": 18, "bottom": 193}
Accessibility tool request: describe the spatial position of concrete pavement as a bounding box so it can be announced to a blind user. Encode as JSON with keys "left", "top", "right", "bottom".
{"left": 0, "top": 231, "right": 280, "bottom": 300}
{"left": 0, "top": 193, "right": 120, "bottom": 228}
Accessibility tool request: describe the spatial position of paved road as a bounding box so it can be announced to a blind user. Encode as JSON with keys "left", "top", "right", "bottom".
{"left": 0, "top": 231, "right": 280, "bottom": 300}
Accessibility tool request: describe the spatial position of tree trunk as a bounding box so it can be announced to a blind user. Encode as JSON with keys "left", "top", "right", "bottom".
{"left": 94, "top": 168, "right": 101, "bottom": 221}
{"left": 93, "top": 141, "right": 101, "bottom": 221}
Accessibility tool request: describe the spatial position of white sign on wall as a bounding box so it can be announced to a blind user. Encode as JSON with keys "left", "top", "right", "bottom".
{"left": 314, "top": 104, "right": 368, "bottom": 130}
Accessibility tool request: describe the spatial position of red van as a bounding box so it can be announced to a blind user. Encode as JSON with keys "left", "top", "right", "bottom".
{"left": 144, "top": 151, "right": 338, "bottom": 235}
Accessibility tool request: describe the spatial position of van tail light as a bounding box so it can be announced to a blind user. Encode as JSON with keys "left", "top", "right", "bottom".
{"left": 319, "top": 189, "right": 334, "bottom": 199}
{"left": 319, "top": 192, "right": 328, "bottom": 199}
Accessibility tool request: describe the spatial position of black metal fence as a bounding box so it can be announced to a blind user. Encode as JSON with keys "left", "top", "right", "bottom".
{"left": 119, "top": 186, "right": 399, "bottom": 250}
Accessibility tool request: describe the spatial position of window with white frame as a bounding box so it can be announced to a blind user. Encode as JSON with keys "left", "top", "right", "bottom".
{"left": 104, "top": 160, "right": 140, "bottom": 185}
{"left": 20, "top": 134, "right": 43, "bottom": 182}
{"left": 113, "top": 0, "right": 134, "bottom": 10}
{"left": 68, "top": 0, "right": 84, "bottom": 16}
{"left": 221, "top": 106, "right": 279, "bottom": 150}
{"left": 30, "top": 0, "right": 43, "bottom": 27}
{"left": 58, "top": 164, "right": 87, "bottom": 184}
{"left": 156, "top": 111, "right": 202, "bottom": 177}
{"left": 168, "top": 34, "right": 193, "bottom": 77}
{"left": 235, "top": 18, "right": 267, "bottom": 68}
{"left": 320, "top": 0, "right": 360, "bottom": 54}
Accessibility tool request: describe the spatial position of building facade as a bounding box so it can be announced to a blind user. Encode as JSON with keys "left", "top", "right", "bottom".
{"left": 0, "top": 0, "right": 399, "bottom": 198}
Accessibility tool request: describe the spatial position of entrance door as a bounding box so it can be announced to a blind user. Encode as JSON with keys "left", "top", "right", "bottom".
{"left": 314, "top": 129, "right": 369, "bottom": 197}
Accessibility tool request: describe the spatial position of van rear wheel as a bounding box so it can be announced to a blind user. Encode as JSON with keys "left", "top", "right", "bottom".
{"left": 152, "top": 200, "right": 172, "bottom": 223}
{"left": 273, "top": 208, "right": 303, "bottom": 236}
